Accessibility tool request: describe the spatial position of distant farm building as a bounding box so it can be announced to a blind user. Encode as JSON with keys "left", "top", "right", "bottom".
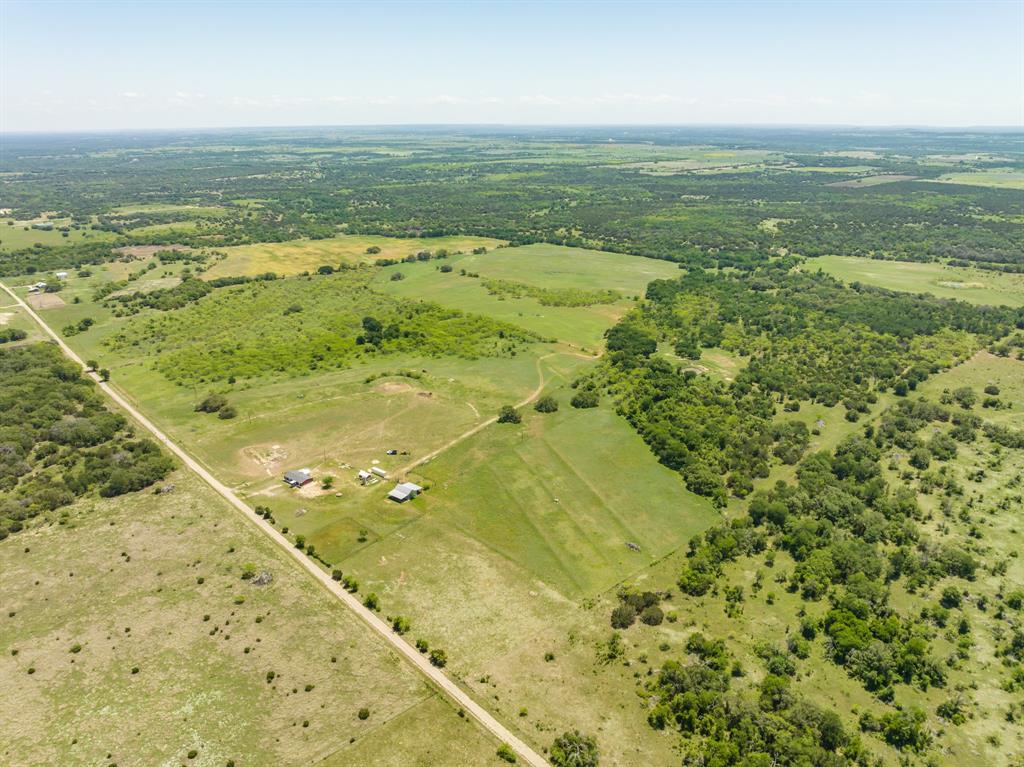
{"left": 283, "top": 468, "right": 313, "bottom": 488}
{"left": 31, "top": 222, "right": 54, "bottom": 231}
{"left": 54, "top": 271, "right": 68, "bottom": 280}
{"left": 357, "top": 469, "right": 375, "bottom": 485}
{"left": 27, "top": 281, "right": 47, "bottom": 293}
{"left": 387, "top": 482, "right": 423, "bottom": 503}
{"left": 370, "top": 466, "right": 388, "bottom": 479}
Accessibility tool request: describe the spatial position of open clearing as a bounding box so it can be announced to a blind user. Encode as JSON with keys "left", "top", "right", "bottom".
{"left": 26, "top": 292, "right": 66, "bottom": 309}
{"left": 811, "top": 255, "right": 1024, "bottom": 307}
{"left": 827, "top": 174, "right": 917, "bottom": 188}
{"left": 0, "top": 218, "right": 117, "bottom": 251}
{"left": 203, "top": 234, "right": 506, "bottom": 279}
{"left": 375, "top": 243, "right": 680, "bottom": 348}
{"left": 0, "top": 471, "right": 499, "bottom": 766}
{"left": 927, "top": 168, "right": 1024, "bottom": 189}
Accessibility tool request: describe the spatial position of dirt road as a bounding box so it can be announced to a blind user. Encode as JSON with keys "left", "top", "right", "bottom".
{"left": 396, "top": 348, "right": 594, "bottom": 477}
{"left": 0, "top": 280, "right": 551, "bottom": 767}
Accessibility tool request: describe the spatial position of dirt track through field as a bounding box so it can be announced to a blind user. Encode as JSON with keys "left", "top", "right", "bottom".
{"left": 0, "top": 279, "right": 551, "bottom": 767}
{"left": 395, "top": 349, "right": 591, "bottom": 477}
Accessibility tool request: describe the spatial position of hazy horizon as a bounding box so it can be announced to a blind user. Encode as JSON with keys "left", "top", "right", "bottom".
{"left": 2, "top": 0, "right": 1021, "bottom": 132}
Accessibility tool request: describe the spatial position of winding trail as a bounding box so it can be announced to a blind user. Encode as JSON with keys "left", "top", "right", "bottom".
{"left": 0, "top": 279, "right": 551, "bottom": 767}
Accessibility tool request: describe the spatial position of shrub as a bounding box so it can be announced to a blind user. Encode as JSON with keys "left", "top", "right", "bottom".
{"left": 415, "top": 638, "right": 429, "bottom": 653}
{"left": 429, "top": 648, "right": 447, "bottom": 667}
{"left": 640, "top": 605, "right": 664, "bottom": 626}
{"left": 195, "top": 393, "right": 228, "bottom": 413}
{"left": 550, "top": 731, "right": 599, "bottom": 767}
{"left": 217, "top": 405, "right": 237, "bottom": 419}
{"left": 358, "top": 707, "right": 370, "bottom": 719}
{"left": 497, "top": 744, "right": 517, "bottom": 763}
{"left": 610, "top": 604, "right": 636, "bottom": 629}
{"left": 497, "top": 405, "right": 521, "bottom": 424}
{"left": 571, "top": 390, "right": 599, "bottom": 409}
{"left": 392, "top": 616, "right": 410, "bottom": 634}
{"left": 534, "top": 395, "right": 558, "bottom": 413}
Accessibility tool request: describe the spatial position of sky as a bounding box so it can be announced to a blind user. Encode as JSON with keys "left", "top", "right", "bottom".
{"left": 2, "top": 0, "right": 1022, "bottom": 131}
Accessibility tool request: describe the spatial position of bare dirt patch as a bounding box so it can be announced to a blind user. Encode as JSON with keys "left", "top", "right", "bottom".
{"left": 242, "top": 444, "right": 289, "bottom": 475}
{"left": 27, "top": 293, "right": 66, "bottom": 309}
{"left": 0, "top": 312, "right": 12, "bottom": 325}
{"left": 374, "top": 381, "right": 414, "bottom": 394}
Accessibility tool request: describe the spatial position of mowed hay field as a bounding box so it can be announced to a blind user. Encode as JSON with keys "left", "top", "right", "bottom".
{"left": 375, "top": 244, "right": 681, "bottom": 348}
{"left": 0, "top": 471, "right": 500, "bottom": 767}
{"left": 406, "top": 403, "right": 718, "bottom": 597}
{"left": 203, "top": 234, "right": 506, "bottom": 279}
{"left": 811, "top": 255, "right": 1024, "bottom": 307}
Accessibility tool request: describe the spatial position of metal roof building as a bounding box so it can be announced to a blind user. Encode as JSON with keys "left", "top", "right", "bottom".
{"left": 387, "top": 482, "right": 423, "bottom": 503}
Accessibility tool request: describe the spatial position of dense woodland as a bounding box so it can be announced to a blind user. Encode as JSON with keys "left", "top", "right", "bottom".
{"left": 0, "top": 344, "right": 173, "bottom": 539}
{"left": 1, "top": 128, "right": 1022, "bottom": 280}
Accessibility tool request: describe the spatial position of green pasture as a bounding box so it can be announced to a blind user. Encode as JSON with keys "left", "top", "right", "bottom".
{"left": 0, "top": 218, "right": 116, "bottom": 251}
{"left": 928, "top": 168, "right": 1024, "bottom": 189}
{"left": 375, "top": 243, "right": 680, "bottom": 348}
{"left": 109, "top": 203, "right": 230, "bottom": 217}
{"left": 917, "top": 351, "right": 1024, "bottom": 429}
{"left": 204, "top": 234, "right": 505, "bottom": 279}
{"left": 392, "top": 403, "right": 716, "bottom": 598}
{"left": 810, "top": 255, "right": 1024, "bottom": 307}
{"left": 0, "top": 304, "right": 46, "bottom": 345}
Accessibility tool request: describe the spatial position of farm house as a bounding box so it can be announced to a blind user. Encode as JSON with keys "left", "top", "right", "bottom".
{"left": 387, "top": 482, "right": 422, "bottom": 503}
{"left": 283, "top": 469, "right": 313, "bottom": 487}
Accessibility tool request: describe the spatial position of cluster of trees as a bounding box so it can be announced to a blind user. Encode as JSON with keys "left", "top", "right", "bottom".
{"left": 0, "top": 344, "right": 173, "bottom": 539}
{"left": 677, "top": 428, "right": 982, "bottom": 708}
{"left": 103, "top": 273, "right": 278, "bottom": 315}
{"left": 575, "top": 265, "right": 1022, "bottom": 505}
{"left": 195, "top": 392, "right": 237, "bottom": 420}
{"left": 647, "top": 632, "right": 863, "bottom": 765}
{"left": 481, "top": 278, "right": 620, "bottom": 307}
{"left": 0, "top": 328, "right": 28, "bottom": 344}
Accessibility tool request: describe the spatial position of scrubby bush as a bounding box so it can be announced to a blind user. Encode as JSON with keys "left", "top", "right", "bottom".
{"left": 534, "top": 395, "right": 558, "bottom": 413}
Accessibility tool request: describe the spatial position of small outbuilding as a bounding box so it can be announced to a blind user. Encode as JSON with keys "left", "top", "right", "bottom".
{"left": 387, "top": 482, "right": 423, "bottom": 503}
{"left": 55, "top": 271, "right": 68, "bottom": 280}
{"left": 370, "top": 466, "right": 388, "bottom": 479}
{"left": 357, "top": 469, "right": 374, "bottom": 484}
{"left": 283, "top": 468, "right": 313, "bottom": 488}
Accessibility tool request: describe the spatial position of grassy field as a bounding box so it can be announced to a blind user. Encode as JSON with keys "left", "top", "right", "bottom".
{"left": 0, "top": 303, "right": 47, "bottom": 345}
{"left": 204, "top": 234, "right": 506, "bottom": 279}
{"left": 918, "top": 350, "right": 1024, "bottom": 429}
{"left": 375, "top": 244, "right": 680, "bottom": 349}
{"left": 810, "top": 255, "right": 1024, "bottom": 307}
{"left": 827, "top": 174, "right": 917, "bottom": 188}
{"left": 929, "top": 168, "right": 1024, "bottom": 190}
{"left": 0, "top": 470, "right": 501, "bottom": 766}
{"left": 0, "top": 218, "right": 117, "bottom": 251}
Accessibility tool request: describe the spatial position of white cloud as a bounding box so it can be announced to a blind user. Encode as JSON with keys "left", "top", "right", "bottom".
{"left": 427, "top": 94, "right": 468, "bottom": 105}
{"left": 520, "top": 94, "right": 560, "bottom": 105}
